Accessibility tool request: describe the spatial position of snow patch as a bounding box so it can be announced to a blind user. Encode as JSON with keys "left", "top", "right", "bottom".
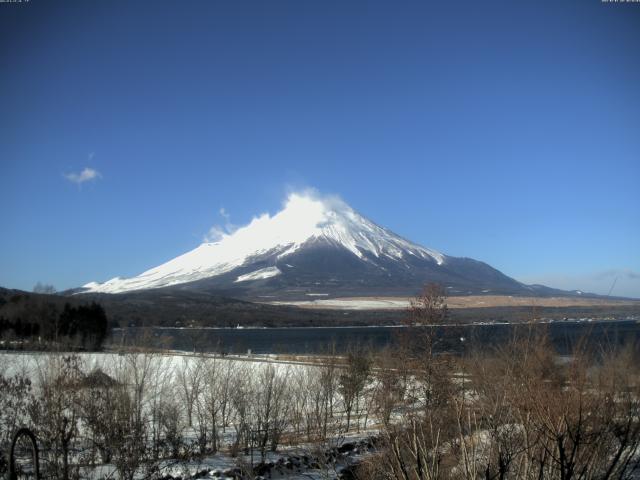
{"left": 234, "top": 266, "right": 281, "bottom": 283}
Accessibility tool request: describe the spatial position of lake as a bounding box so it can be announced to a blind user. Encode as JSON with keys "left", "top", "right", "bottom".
{"left": 114, "top": 318, "right": 640, "bottom": 355}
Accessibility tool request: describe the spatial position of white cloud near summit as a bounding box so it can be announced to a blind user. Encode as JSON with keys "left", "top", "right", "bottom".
{"left": 203, "top": 207, "right": 238, "bottom": 242}
{"left": 64, "top": 167, "right": 101, "bottom": 185}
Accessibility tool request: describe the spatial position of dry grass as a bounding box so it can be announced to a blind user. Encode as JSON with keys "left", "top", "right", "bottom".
{"left": 270, "top": 295, "right": 640, "bottom": 310}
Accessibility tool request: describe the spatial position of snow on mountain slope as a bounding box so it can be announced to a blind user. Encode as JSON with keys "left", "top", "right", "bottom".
{"left": 82, "top": 192, "right": 445, "bottom": 294}
{"left": 235, "top": 266, "right": 282, "bottom": 283}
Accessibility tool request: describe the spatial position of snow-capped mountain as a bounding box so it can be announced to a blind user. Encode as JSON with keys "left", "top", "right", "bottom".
{"left": 82, "top": 192, "right": 529, "bottom": 298}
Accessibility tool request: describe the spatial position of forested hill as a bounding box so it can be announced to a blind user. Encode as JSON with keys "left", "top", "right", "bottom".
{"left": 0, "top": 287, "right": 108, "bottom": 349}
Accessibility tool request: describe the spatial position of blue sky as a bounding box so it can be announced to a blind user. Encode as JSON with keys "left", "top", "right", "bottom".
{"left": 1, "top": 0, "right": 639, "bottom": 297}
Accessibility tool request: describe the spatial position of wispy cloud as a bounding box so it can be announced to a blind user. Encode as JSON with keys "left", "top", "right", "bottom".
{"left": 594, "top": 269, "right": 640, "bottom": 281}
{"left": 64, "top": 167, "right": 101, "bottom": 185}
{"left": 518, "top": 268, "right": 640, "bottom": 298}
{"left": 204, "top": 207, "right": 237, "bottom": 242}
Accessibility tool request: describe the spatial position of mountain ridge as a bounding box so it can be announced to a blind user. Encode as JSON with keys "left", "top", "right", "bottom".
{"left": 79, "top": 192, "right": 584, "bottom": 300}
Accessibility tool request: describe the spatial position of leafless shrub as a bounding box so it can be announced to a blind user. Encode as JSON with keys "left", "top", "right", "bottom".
{"left": 362, "top": 324, "right": 640, "bottom": 480}
{"left": 29, "top": 355, "right": 84, "bottom": 480}
{"left": 408, "top": 283, "right": 449, "bottom": 328}
{"left": 339, "top": 347, "right": 372, "bottom": 432}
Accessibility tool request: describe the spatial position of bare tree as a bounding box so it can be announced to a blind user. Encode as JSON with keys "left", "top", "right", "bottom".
{"left": 33, "top": 282, "right": 57, "bottom": 294}
{"left": 229, "top": 363, "right": 253, "bottom": 456}
{"left": 29, "top": 355, "right": 84, "bottom": 480}
{"left": 177, "top": 356, "right": 204, "bottom": 428}
{"left": 201, "top": 356, "right": 222, "bottom": 453}
{"left": 373, "top": 347, "right": 406, "bottom": 427}
{"left": 339, "top": 348, "right": 371, "bottom": 432}
{"left": 254, "top": 364, "right": 291, "bottom": 457}
{"left": 290, "top": 363, "right": 311, "bottom": 441}
{"left": 408, "top": 283, "right": 448, "bottom": 327}
{"left": 305, "top": 361, "right": 339, "bottom": 442}
{"left": 218, "top": 357, "right": 235, "bottom": 434}
{"left": 145, "top": 355, "right": 176, "bottom": 460}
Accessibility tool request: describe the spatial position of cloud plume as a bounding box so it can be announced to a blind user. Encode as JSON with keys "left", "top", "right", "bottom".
{"left": 204, "top": 207, "right": 238, "bottom": 242}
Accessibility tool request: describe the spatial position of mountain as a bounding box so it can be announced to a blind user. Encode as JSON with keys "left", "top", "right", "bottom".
{"left": 81, "top": 192, "right": 565, "bottom": 300}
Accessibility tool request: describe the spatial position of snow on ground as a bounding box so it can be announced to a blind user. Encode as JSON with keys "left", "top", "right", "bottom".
{"left": 1, "top": 351, "right": 377, "bottom": 480}
{"left": 79, "top": 435, "right": 374, "bottom": 480}
{"left": 0, "top": 351, "right": 312, "bottom": 386}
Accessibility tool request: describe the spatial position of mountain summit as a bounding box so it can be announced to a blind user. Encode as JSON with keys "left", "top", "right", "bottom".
{"left": 82, "top": 192, "right": 543, "bottom": 298}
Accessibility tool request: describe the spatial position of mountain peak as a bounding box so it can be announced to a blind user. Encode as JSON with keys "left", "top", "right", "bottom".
{"left": 82, "top": 191, "right": 446, "bottom": 294}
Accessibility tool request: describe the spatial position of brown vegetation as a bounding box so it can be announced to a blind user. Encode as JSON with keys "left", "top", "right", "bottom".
{"left": 361, "top": 326, "right": 640, "bottom": 479}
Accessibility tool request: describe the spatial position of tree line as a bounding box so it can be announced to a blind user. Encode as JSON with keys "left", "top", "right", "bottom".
{"left": 0, "top": 292, "right": 108, "bottom": 350}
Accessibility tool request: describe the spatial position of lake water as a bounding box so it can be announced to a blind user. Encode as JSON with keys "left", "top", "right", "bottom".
{"left": 115, "top": 319, "right": 640, "bottom": 355}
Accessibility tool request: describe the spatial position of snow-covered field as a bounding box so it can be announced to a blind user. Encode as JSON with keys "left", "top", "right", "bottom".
{"left": 0, "top": 351, "right": 380, "bottom": 480}
{"left": 0, "top": 351, "right": 304, "bottom": 384}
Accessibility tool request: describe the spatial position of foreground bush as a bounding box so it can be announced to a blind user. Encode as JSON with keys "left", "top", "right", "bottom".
{"left": 362, "top": 328, "right": 640, "bottom": 479}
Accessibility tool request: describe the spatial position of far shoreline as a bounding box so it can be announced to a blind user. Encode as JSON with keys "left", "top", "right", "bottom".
{"left": 114, "top": 316, "right": 640, "bottom": 331}
{"left": 265, "top": 294, "right": 640, "bottom": 310}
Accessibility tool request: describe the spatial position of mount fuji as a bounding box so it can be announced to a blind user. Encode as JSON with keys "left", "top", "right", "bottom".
{"left": 80, "top": 192, "right": 556, "bottom": 300}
